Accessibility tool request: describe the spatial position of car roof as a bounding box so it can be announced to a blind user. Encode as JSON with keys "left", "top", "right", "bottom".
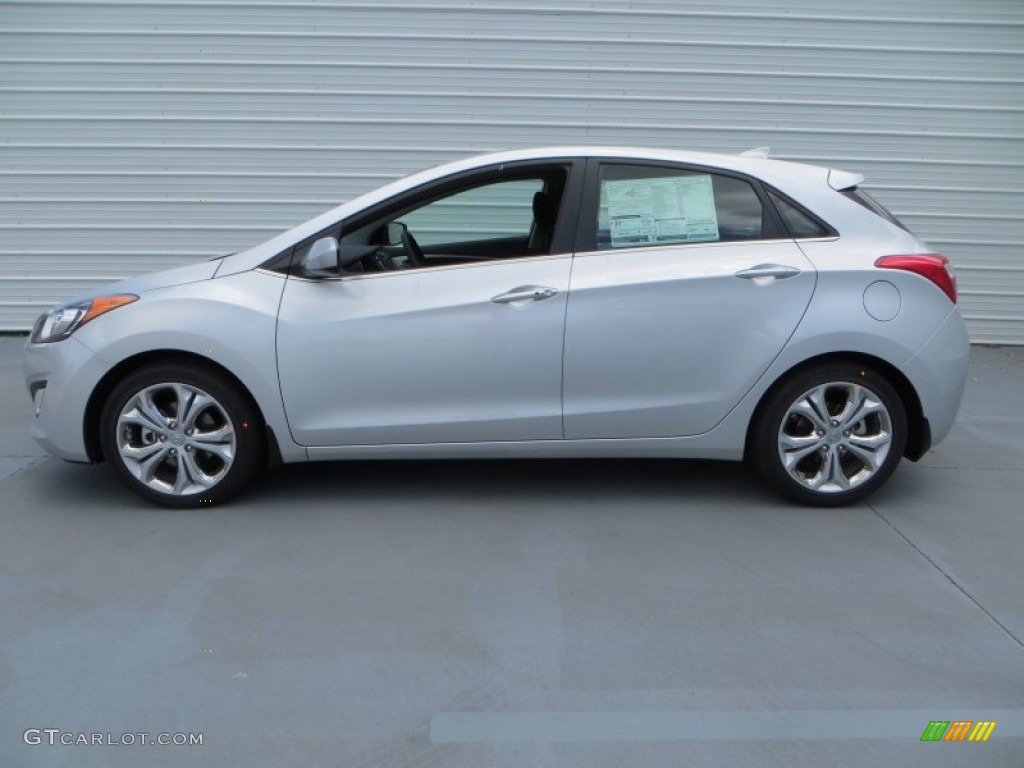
{"left": 425, "top": 145, "right": 832, "bottom": 186}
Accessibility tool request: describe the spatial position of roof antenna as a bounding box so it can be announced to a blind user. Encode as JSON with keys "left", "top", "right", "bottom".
{"left": 740, "top": 147, "right": 771, "bottom": 158}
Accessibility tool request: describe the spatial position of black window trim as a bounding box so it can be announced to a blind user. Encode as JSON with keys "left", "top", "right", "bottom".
{"left": 573, "top": 157, "right": 789, "bottom": 254}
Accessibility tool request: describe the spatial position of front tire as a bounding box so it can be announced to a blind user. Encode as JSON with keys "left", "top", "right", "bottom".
{"left": 749, "top": 362, "right": 907, "bottom": 506}
{"left": 99, "top": 363, "right": 263, "bottom": 507}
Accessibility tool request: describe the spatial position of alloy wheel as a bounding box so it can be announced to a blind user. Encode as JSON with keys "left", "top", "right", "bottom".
{"left": 115, "top": 382, "right": 236, "bottom": 495}
{"left": 777, "top": 381, "right": 893, "bottom": 494}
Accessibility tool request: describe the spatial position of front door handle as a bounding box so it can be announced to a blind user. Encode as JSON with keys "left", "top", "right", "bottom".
{"left": 491, "top": 285, "right": 559, "bottom": 304}
{"left": 734, "top": 264, "right": 802, "bottom": 282}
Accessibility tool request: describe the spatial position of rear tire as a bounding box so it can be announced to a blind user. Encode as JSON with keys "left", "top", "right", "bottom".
{"left": 99, "top": 363, "right": 263, "bottom": 507}
{"left": 749, "top": 362, "right": 907, "bottom": 506}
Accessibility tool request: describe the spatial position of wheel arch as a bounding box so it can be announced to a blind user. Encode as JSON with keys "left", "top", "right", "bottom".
{"left": 83, "top": 350, "right": 282, "bottom": 466}
{"left": 744, "top": 351, "right": 929, "bottom": 463}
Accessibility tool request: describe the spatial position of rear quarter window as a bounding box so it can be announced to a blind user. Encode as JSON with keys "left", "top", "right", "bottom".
{"left": 767, "top": 191, "right": 834, "bottom": 239}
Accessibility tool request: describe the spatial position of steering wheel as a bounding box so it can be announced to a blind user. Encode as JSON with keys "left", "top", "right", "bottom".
{"left": 400, "top": 229, "right": 426, "bottom": 269}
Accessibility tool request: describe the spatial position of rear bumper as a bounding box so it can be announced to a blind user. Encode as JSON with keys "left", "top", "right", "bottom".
{"left": 902, "top": 308, "right": 970, "bottom": 449}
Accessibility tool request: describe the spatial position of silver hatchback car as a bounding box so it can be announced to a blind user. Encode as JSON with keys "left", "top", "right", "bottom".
{"left": 23, "top": 147, "right": 969, "bottom": 507}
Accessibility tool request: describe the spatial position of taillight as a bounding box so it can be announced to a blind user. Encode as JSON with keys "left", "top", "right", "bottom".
{"left": 874, "top": 253, "right": 957, "bottom": 304}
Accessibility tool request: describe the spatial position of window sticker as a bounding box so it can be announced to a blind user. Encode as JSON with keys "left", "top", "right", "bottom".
{"left": 604, "top": 175, "right": 720, "bottom": 247}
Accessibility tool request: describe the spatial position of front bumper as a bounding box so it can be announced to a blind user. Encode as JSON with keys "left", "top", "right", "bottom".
{"left": 23, "top": 335, "right": 112, "bottom": 462}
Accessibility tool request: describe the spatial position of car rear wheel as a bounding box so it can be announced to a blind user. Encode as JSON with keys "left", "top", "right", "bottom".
{"left": 99, "top": 363, "right": 262, "bottom": 507}
{"left": 750, "top": 363, "right": 908, "bottom": 506}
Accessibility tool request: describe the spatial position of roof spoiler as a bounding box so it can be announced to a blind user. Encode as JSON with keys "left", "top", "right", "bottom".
{"left": 828, "top": 168, "right": 865, "bottom": 191}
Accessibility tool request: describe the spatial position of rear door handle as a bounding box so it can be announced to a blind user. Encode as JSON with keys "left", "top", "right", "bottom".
{"left": 491, "top": 285, "right": 559, "bottom": 304}
{"left": 734, "top": 264, "right": 802, "bottom": 281}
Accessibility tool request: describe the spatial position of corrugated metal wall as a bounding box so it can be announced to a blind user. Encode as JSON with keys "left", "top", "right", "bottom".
{"left": 2, "top": 0, "right": 1022, "bottom": 342}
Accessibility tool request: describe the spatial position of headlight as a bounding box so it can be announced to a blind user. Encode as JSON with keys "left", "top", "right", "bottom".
{"left": 30, "top": 294, "right": 138, "bottom": 344}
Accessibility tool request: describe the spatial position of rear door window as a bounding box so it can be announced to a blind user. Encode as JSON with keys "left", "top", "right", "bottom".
{"left": 595, "top": 164, "right": 766, "bottom": 250}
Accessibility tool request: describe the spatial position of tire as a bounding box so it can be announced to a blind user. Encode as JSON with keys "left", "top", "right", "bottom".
{"left": 749, "top": 362, "right": 908, "bottom": 507}
{"left": 99, "top": 363, "right": 263, "bottom": 507}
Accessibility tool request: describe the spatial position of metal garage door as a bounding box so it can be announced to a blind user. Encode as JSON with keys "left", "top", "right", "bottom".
{"left": 2, "top": 0, "right": 1022, "bottom": 342}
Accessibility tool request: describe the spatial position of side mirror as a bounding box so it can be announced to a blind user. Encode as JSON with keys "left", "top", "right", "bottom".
{"left": 299, "top": 236, "right": 340, "bottom": 277}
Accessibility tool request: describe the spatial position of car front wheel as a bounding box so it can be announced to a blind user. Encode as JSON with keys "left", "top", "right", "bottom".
{"left": 99, "top": 363, "right": 262, "bottom": 507}
{"left": 750, "top": 363, "right": 908, "bottom": 506}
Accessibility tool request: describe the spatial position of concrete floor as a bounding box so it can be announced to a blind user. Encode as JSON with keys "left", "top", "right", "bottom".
{"left": 1, "top": 337, "right": 1022, "bottom": 767}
